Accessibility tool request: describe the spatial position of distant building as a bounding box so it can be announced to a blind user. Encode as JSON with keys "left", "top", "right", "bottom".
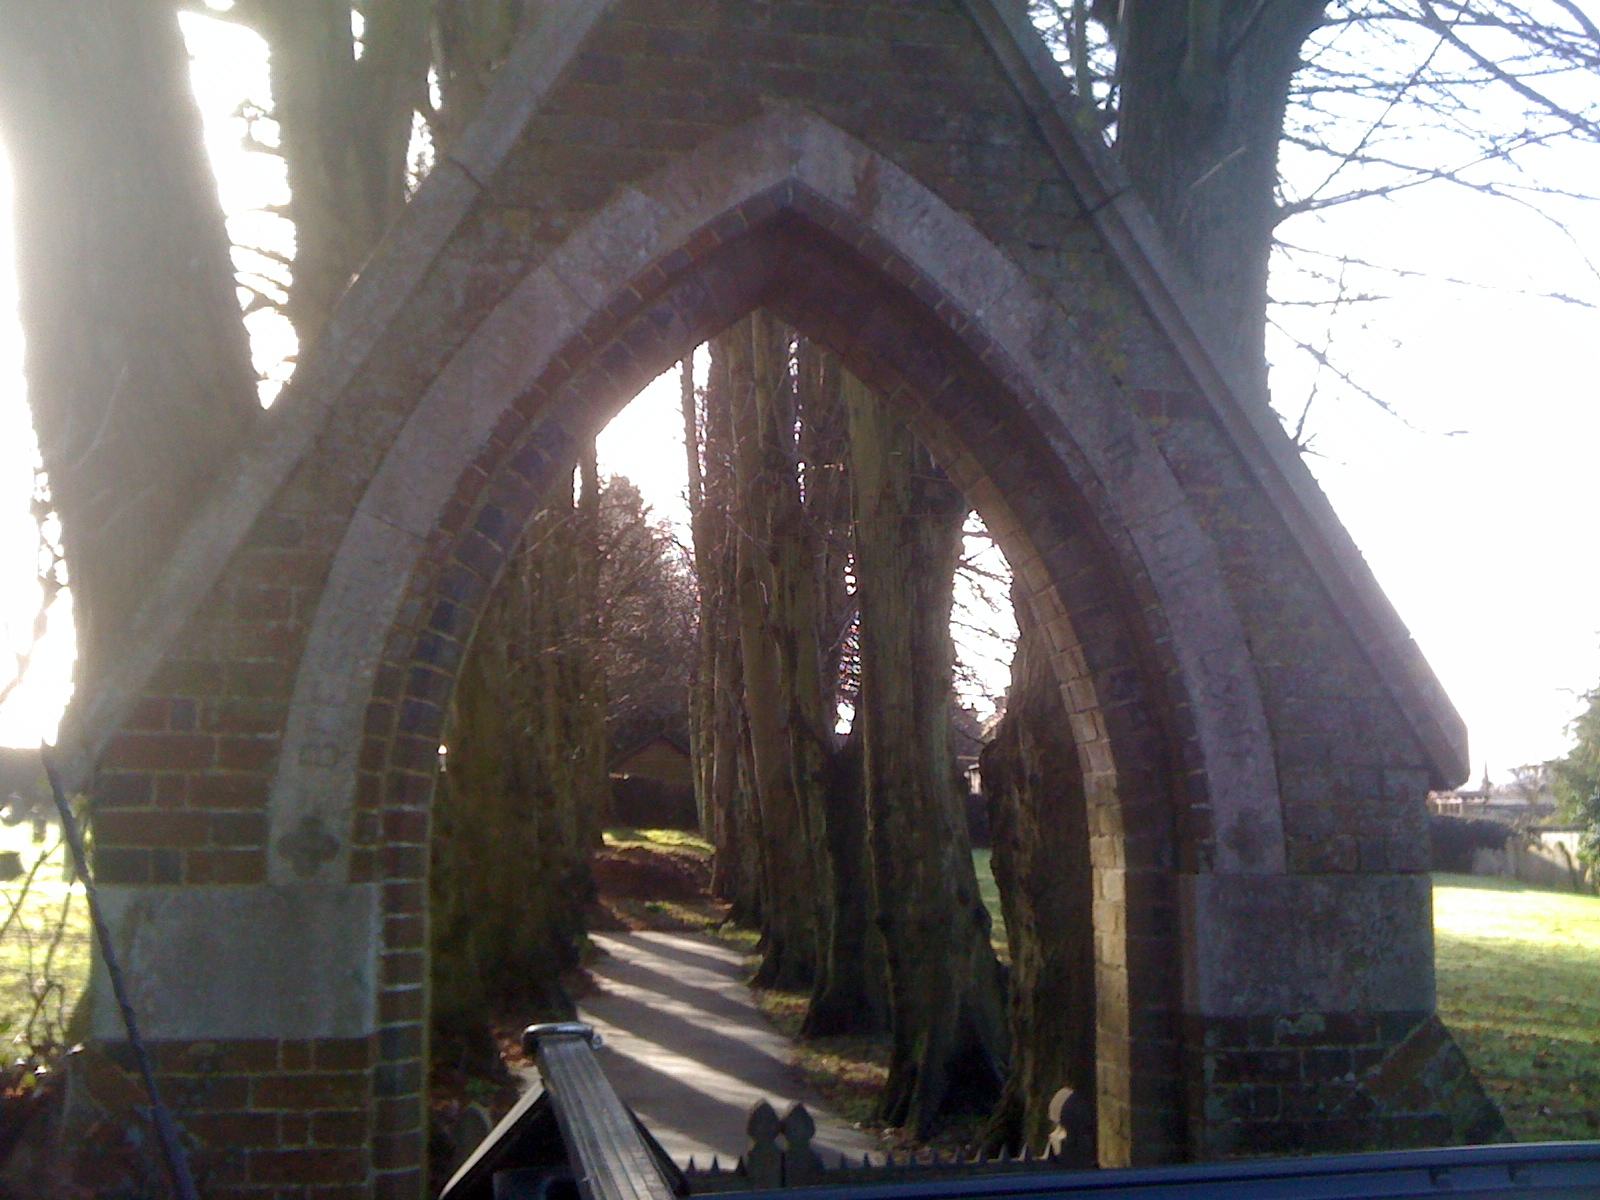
{"left": 950, "top": 702, "right": 988, "bottom": 796}
{"left": 609, "top": 733, "right": 696, "bottom": 829}
{"left": 1428, "top": 763, "right": 1558, "bottom": 826}
{"left": 611, "top": 732, "right": 694, "bottom": 791}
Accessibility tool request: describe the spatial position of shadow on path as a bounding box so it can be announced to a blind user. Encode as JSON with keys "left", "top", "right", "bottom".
{"left": 568, "top": 931, "right": 880, "bottom": 1166}
{"left": 619, "top": 934, "right": 750, "bottom": 978}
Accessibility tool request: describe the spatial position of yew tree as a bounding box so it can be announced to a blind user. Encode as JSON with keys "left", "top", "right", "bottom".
{"left": 846, "top": 377, "right": 1010, "bottom": 1135}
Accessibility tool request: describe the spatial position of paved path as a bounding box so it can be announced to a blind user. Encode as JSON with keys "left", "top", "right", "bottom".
{"left": 569, "top": 930, "right": 880, "bottom": 1167}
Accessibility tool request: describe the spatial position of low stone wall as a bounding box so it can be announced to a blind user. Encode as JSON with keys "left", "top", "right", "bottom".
{"left": 1465, "top": 830, "right": 1595, "bottom": 895}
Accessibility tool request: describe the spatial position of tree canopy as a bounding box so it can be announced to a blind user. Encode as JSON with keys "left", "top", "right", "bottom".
{"left": 1551, "top": 686, "right": 1600, "bottom": 865}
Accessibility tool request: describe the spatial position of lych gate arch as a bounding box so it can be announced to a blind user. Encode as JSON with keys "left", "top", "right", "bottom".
{"left": 68, "top": 2, "right": 1501, "bottom": 1195}
{"left": 325, "top": 121, "right": 1280, "bottom": 1166}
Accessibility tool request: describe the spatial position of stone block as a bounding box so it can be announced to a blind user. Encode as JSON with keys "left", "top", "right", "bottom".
{"left": 92, "top": 884, "right": 380, "bottom": 1041}
{"left": 1180, "top": 873, "right": 1435, "bottom": 1016}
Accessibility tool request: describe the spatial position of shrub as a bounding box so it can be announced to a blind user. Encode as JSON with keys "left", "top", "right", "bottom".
{"left": 1429, "top": 814, "right": 1511, "bottom": 873}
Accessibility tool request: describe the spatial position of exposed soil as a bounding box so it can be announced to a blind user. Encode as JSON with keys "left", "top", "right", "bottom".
{"left": 592, "top": 844, "right": 710, "bottom": 901}
{"left": 587, "top": 840, "right": 730, "bottom": 933}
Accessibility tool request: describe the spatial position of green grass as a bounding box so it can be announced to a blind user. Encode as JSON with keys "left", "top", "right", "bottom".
{"left": 973, "top": 847, "right": 1007, "bottom": 955}
{"left": 972, "top": 853, "right": 1599, "bottom": 1141}
{"left": 602, "top": 826, "right": 714, "bottom": 855}
{"left": 754, "top": 986, "right": 889, "bottom": 1129}
{"left": 0, "top": 822, "right": 90, "bottom": 1056}
{"left": 1433, "top": 873, "right": 1600, "bottom": 1141}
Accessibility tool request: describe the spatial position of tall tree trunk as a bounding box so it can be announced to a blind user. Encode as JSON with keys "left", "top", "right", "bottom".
{"left": 0, "top": 3, "right": 259, "bottom": 696}
{"left": 847, "top": 378, "right": 1008, "bottom": 1136}
{"left": 798, "top": 350, "right": 887, "bottom": 1036}
{"left": 694, "top": 337, "right": 763, "bottom": 921}
{"left": 710, "top": 629, "right": 762, "bottom": 923}
{"left": 1114, "top": 0, "right": 1327, "bottom": 391}
{"left": 978, "top": 586, "right": 1097, "bottom": 1157}
{"left": 726, "top": 315, "right": 820, "bottom": 989}
{"left": 574, "top": 445, "right": 610, "bottom": 843}
{"left": 804, "top": 727, "right": 889, "bottom": 1036}
{"left": 682, "top": 358, "right": 712, "bottom": 835}
{"left": 430, "top": 0, "right": 535, "bottom": 149}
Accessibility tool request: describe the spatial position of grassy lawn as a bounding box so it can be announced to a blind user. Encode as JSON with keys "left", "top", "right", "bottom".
{"left": 1432, "top": 873, "right": 1600, "bottom": 1141}
{"left": 0, "top": 821, "right": 89, "bottom": 1055}
{"left": 973, "top": 847, "right": 1007, "bottom": 955}
{"left": 602, "top": 825, "right": 714, "bottom": 855}
{"left": 970, "top": 854, "right": 1598, "bottom": 1142}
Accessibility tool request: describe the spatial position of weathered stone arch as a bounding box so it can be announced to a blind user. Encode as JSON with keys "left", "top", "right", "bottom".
{"left": 274, "top": 107, "right": 1284, "bottom": 1164}
{"left": 274, "top": 106, "right": 1282, "bottom": 881}
{"left": 68, "top": 3, "right": 1498, "bottom": 1195}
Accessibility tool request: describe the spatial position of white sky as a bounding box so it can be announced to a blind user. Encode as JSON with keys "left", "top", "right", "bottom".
{"left": 2, "top": 13, "right": 1598, "bottom": 784}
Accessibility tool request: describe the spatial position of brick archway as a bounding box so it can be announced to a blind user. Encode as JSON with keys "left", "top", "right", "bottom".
{"left": 263, "top": 111, "right": 1289, "bottom": 1177}
{"left": 372, "top": 159, "right": 1249, "bottom": 1169}
{"left": 71, "top": 6, "right": 1494, "bottom": 1195}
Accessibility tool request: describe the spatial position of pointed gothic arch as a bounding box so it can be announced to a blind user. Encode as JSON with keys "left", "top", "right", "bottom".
{"left": 68, "top": 4, "right": 1498, "bottom": 1195}
{"left": 283, "top": 108, "right": 1285, "bottom": 1166}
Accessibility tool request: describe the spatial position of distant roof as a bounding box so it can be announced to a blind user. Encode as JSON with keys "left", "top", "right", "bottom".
{"left": 612, "top": 731, "right": 691, "bottom": 766}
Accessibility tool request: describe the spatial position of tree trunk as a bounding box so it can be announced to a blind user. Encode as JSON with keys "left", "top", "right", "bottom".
{"left": 726, "top": 314, "right": 821, "bottom": 989}
{"left": 847, "top": 378, "right": 1008, "bottom": 1136}
{"left": 430, "top": 0, "right": 536, "bottom": 150}
{"left": 978, "top": 586, "right": 1097, "bottom": 1157}
{"left": 797, "top": 349, "right": 887, "bottom": 1036}
{"left": 804, "top": 727, "right": 890, "bottom": 1036}
{"left": 0, "top": 3, "right": 260, "bottom": 696}
{"left": 575, "top": 442, "right": 608, "bottom": 842}
{"left": 431, "top": 462, "right": 605, "bottom": 1055}
{"left": 693, "top": 335, "right": 763, "bottom": 921}
{"left": 1113, "top": 0, "right": 1327, "bottom": 392}
{"left": 710, "top": 629, "right": 762, "bottom": 923}
{"left": 249, "top": 0, "right": 433, "bottom": 351}
{"left": 682, "top": 358, "right": 712, "bottom": 835}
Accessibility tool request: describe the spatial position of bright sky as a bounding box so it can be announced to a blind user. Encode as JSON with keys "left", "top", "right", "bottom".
{"left": 1, "top": 12, "right": 1598, "bottom": 784}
